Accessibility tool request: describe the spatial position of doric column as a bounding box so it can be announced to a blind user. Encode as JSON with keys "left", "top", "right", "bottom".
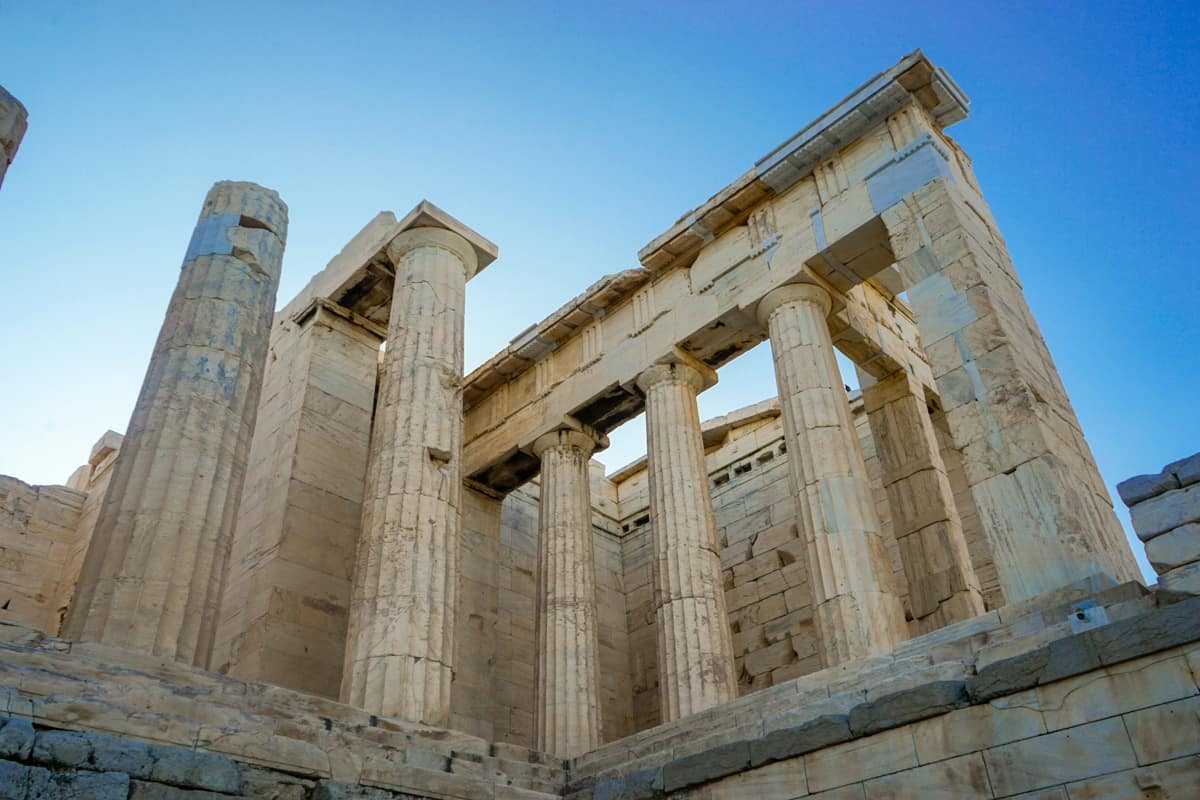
{"left": 532, "top": 424, "right": 606, "bottom": 758}
{"left": 63, "top": 181, "right": 287, "bottom": 666}
{"left": 860, "top": 368, "right": 986, "bottom": 632}
{"left": 758, "top": 283, "right": 906, "bottom": 666}
{"left": 341, "top": 203, "right": 496, "bottom": 726}
{"left": 0, "top": 85, "right": 28, "bottom": 190}
{"left": 637, "top": 361, "right": 737, "bottom": 722}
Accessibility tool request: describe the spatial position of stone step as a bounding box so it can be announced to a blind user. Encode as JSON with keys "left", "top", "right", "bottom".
{"left": 0, "top": 620, "right": 568, "bottom": 798}
{"left": 568, "top": 577, "right": 1154, "bottom": 789}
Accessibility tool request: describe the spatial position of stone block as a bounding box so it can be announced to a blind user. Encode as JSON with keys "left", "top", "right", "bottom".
{"left": 661, "top": 741, "right": 750, "bottom": 792}
{"left": 1122, "top": 695, "right": 1200, "bottom": 765}
{"left": 0, "top": 760, "right": 29, "bottom": 800}
{"left": 240, "top": 766, "right": 313, "bottom": 800}
{"left": 1117, "top": 471, "right": 1179, "bottom": 507}
{"left": 982, "top": 717, "right": 1137, "bottom": 797}
{"left": 0, "top": 718, "right": 33, "bottom": 760}
{"left": 1036, "top": 651, "right": 1197, "bottom": 731}
{"left": 863, "top": 752, "right": 991, "bottom": 799}
{"left": 1089, "top": 595, "right": 1200, "bottom": 665}
{"left": 804, "top": 727, "right": 918, "bottom": 793}
{"left": 592, "top": 766, "right": 662, "bottom": 800}
{"left": 1130, "top": 484, "right": 1200, "bottom": 541}
{"left": 150, "top": 744, "right": 241, "bottom": 793}
{"left": 967, "top": 633, "right": 1100, "bottom": 703}
{"left": 90, "top": 731, "right": 154, "bottom": 776}
{"left": 848, "top": 680, "right": 969, "bottom": 736}
{"left": 749, "top": 714, "right": 852, "bottom": 767}
{"left": 808, "top": 786, "right": 866, "bottom": 800}
{"left": 911, "top": 694, "right": 1045, "bottom": 763}
{"left": 1062, "top": 754, "right": 1200, "bottom": 800}
{"left": 1159, "top": 561, "right": 1200, "bottom": 599}
{"left": 1166, "top": 452, "right": 1200, "bottom": 488}
{"left": 311, "top": 779, "right": 394, "bottom": 800}
{"left": 31, "top": 770, "right": 129, "bottom": 800}
{"left": 128, "top": 781, "right": 235, "bottom": 799}
{"left": 31, "top": 729, "right": 92, "bottom": 767}
{"left": 1145, "top": 523, "right": 1200, "bottom": 572}
{"left": 708, "top": 757, "right": 806, "bottom": 799}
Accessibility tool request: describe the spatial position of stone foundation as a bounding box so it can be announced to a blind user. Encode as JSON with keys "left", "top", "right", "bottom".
{"left": 1, "top": 579, "right": 1196, "bottom": 798}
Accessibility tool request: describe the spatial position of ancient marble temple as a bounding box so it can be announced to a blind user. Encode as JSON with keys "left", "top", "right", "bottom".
{"left": 2, "top": 51, "right": 1198, "bottom": 800}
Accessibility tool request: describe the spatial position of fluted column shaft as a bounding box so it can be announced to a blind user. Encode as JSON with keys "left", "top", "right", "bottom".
{"left": 758, "top": 283, "right": 906, "bottom": 666}
{"left": 63, "top": 181, "right": 287, "bottom": 667}
{"left": 860, "top": 368, "right": 986, "bottom": 632}
{"left": 638, "top": 362, "right": 737, "bottom": 722}
{"left": 341, "top": 227, "right": 476, "bottom": 726}
{"left": 533, "top": 428, "right": 603, "bottom": 758}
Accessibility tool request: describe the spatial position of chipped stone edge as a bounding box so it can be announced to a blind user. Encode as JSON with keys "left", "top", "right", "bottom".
{"left": 569, "top": 594, "right": 1200, "bottom": 799}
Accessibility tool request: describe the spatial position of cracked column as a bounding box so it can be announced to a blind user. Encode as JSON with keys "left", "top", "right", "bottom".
{"left": 532, "top": 423, "right": 607, "bottom": 757}
{"left": 0, "top": 85, "right": 28, "bottom": 190}
{"left": 63, "top": 181, "right": 287, "bottom": 666}
{"left": 341, "top": 202, "right": 497, "bottom": 726}
{"left": 637, "top": 360, "right": 737, "bottom": 722}
{"left": 860, "top": 368, "right": 986, "bottom": 633}
{"left": 758, "top": 283, "right": 907, "bottom": 666}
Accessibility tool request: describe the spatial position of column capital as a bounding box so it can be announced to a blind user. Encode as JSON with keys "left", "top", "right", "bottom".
{"left": 387, "top": 226, "right": 480, "bottom": 280}
{"left": 756, "top": 282, "right": 832, "bottom": 329}
{"left": 385, "top": 200, "right": 498, "bottom": 279}
{"left": 532, "top": 422, "right": 607, "bottom": 459}
{"left": 635, "top": 356, "right": 717, "bottom": 395}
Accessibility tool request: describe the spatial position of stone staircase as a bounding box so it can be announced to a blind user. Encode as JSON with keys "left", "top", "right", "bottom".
{"left": 0, "top": 623, "right": 566, "bottom": 799}
{"left": 0, "top": 575, "right": 1177, "bottom": 799}
{"left": 566, "top": 575, "right": 1161, "bottom": 798}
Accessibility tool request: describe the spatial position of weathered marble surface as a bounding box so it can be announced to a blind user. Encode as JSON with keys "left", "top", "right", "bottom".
{"left": 63, "top": 181, "right": 287, "bottom": 667}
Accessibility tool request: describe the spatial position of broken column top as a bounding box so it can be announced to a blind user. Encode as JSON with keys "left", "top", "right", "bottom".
{"left": 200, "top": 181, "right": 289, "bottom": 241}
{"left": 392, "top": 199, "right": 499, "bottom": 274}
{"left": 0, "top": 84, "right": 29, "bottom": 151}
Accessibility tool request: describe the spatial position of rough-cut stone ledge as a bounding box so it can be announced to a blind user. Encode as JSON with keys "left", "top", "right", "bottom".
{"left": 565, "top": 592, "right": 1200, "bottom": 799}
{"left": 0, "top": 621, "right": 565, "bottom": 799}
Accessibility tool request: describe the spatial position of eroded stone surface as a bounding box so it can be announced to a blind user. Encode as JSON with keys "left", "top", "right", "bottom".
{"left": 62, "top": 181, "right": 287, "bottom": 667}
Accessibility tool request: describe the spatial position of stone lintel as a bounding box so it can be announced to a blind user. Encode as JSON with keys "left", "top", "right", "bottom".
{"left": 289, "top": 296, "right": 388, "bottom": 341}
{"left": 392, "top": 199, "right": 498, "bottom": 275}
{"left": 637, "top": 49, "right": 969, "bottom": 274}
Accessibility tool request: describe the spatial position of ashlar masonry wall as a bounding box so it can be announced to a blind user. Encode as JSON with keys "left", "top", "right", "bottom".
{"left": 461, "top": 469, "right": 634, "bottom": 748}
{"left": 0, "top": 477, "right": 84, "bottom": 633}
{"left": 616, "top": 394, "right": 998, "bottom": 733}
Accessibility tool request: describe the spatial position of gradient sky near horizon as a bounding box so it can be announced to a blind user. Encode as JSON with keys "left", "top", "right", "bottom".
{"left": 1, "top": 2, "right": 1197, "bottom": 581}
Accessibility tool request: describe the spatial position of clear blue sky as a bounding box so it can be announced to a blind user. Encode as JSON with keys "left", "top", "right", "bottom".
{"left": 1, "top": 2, "right": 1196, "bottom": 581}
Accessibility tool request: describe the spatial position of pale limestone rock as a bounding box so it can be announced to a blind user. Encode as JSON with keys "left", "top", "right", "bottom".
{"left": 1121, "top": 694, "right": 1200, "bottom": 766}
{"left": 860, "top": 368, "right": 984, "bottom": 631}
{"left": 1159, "top": 561, "right": 1200, "bottom": 599}
{"left": 63, "top": 181, "right": 287, "bottom": 667}
{"left": 882, "top": 177, "right": 1140, "bottom": 601}
{"left": 532, "top": 425, "right": 605, "bottom": 758}
{"left": 982, "top": 717, "right": 1137, "bottom": 797}
{"left": 758, "top": 283, "right": 906, "bottom": 665}
{"left": 0, "top": 84, "right": 27, "bottom": 190}
{"left": 341, "top": 205, "right": 497, "bottom": 726}
{"left": 637, "top": 360, "right": 738, "bottom": 721}
{"left": 1131, "top": 484, "right": 1200, "bottom": 542}
{"left": 1145, "top": 523, "right": 1200, "bottom": 573}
